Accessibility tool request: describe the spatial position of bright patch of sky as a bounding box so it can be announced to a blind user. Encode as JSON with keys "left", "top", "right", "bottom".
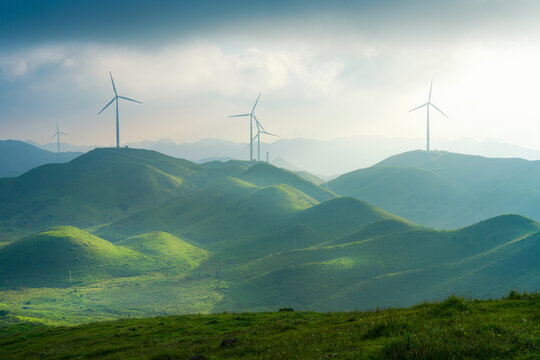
{"left": 2, "top": 0, "right": 540, "bottom": 149}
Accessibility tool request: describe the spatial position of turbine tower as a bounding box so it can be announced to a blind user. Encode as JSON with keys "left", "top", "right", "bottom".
{"left": 50, "top": 123, "right": 67, "bottom": 153}
{"left": 252, "top": 114, "right": 278, "bottom": 161}
{"left": 98, "top": 71, "right": 142, "bottom": 148}
{"left": 229, "top": 92, "right": 261, "bottom": 161}
{"left": 409, "top": 79, "right": 447, "bottom": 151}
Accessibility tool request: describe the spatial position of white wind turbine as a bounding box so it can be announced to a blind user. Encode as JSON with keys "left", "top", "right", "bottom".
{"left": 252, "top": 115, "right": 278, "bottom": 161}
{"left": 229, "top": 92, "right": 261, "bottom": 161}
{"left": 50, "top": 122, "right": 67, "bottom": 153}
{"left": 409, "top": 79, "right": 447, "bottom": 151}
{"left": 98, "top": 71, "right": 142, "bottom": 148}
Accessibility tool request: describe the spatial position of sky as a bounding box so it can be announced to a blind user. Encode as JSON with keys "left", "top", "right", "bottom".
{"left": 2, "top": 0, "right": 540, "bottom": 150}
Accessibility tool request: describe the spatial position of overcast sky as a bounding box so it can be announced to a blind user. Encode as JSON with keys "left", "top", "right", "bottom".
{"left": 2, "top": 0, "right": 540, "bottom": 149}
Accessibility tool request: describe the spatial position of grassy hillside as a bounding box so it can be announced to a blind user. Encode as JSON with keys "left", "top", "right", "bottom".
{"left": 239, "top": 162, "right": 337, "bottom": 202}
{"left": 295, "top": 170, "right": 325, "bottom": 185}
{"left": 219, "top": 215, "right": 540, "bottom": 312}
{"left": 0, "top": 140, "right": 81, "bottom": 178}
{"left": 0, "top": 227, "right": 208, "bottom": 287}
{"left": 0, "top": 293, "right": 538, "bottom": 359}
{"left": 0, "top": 226, "right": 144, "bottom": 287}
{"left": 0, "top": 148, "right": 251, "bottom": 242}
{"left": 326, "top": 150, "right": 540, "bottom": 228}
{"left": 97, "top": 185, "right": 411, "bottom": 260}
{"left": 117, "top": 231, "right": 208, "bottom": 270}
{"left": 97, "top": 177, "right": 319, "bottom": 247}
{"left": 219, "top": 197, "right": 413, "bottom": 258}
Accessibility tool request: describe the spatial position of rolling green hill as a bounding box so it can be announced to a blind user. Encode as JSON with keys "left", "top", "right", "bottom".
{"left": 0, "top": 149, "right": 335, "bottom": 243}
{"left": 97, "top": 185, "right": 410, "bottom": 260}
{"left": 0, "top": 226, "right": 144, "bottom": 286}
{"left": 218, "top": 215, "right": 540, "bottom": 312}
{"left": 117, "top": 231, "right": 208, "bottom": 270}
{"left": 239, "top": 162, "right": 336, "bottom": 202}
{"left": 326, "top": 150, "right": 540, "bottom": 228}
{"left": 0, "top": 226, "right": 208, "bottom": 287}
{"left": 97, "top": 177, "right": 319, "bottom": 247}
{"left": 0, "top": 148, "right": 252, "bottom": 242}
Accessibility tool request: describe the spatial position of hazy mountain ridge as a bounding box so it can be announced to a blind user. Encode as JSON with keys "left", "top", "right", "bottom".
{"left": 0, "top": 140, "right": 82, "bottom": 178}
{"left": 327, "top": 150, "right": 540, "bottom": 228}
{"left": 26, "top": 135, "right": 540, "bottom": 176}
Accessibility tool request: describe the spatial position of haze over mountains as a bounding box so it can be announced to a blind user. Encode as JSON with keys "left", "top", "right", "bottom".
{"left": 327, "top": 150, "right": 540, "bottom": 228}
{"left": 0, "top": 140, "right": 81, "bottom": 178}
{"left": 26, "top": 135, "right": 540, "bottom": 176}
{"left": 0, "top": 145, "right": 538, "bottom": 324}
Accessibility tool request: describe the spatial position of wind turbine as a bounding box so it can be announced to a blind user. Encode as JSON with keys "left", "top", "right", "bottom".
{"left": 98, "top": 71, "right": 142, "bottom": 148}
{"left": 409, "top": 79, "right": 447, "bottom": 151}
{"left": 50, "top": 123, "right": 67, "bottom": 153}
{"left": 252, "top": 115, "right": 278, "bottom": 161}
{"left": 229, "top": 92, "right": 261, "bottom": 161}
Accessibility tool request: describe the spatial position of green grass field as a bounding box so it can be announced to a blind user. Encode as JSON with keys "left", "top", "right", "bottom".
{"left": 0, "top": 292, "right": 538, "bottom": 359}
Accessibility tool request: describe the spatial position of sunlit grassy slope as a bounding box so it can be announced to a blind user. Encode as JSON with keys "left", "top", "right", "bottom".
{"left": 97, "top": 186, "right": 405, "bottom": 260}
{"left": 0, "top": 227, "right": 208, "bottom": 287}
{"left": 219, "top": 215, "right": 540, "bottom": 311}
{"left": 0, "top": 149, "right": 337, "bottom": 243}
{"left": 0, "top": 293, "right": 538, "bottom": 360}
{"left": 0, "top": 148, "right": 254, "bottom": 242}
{"left": 117, "top": 231, "right": 208, "bottom": 270}
{"left": 239, "top": 162, "right": 336, "bottom": 202}
{"left": 326, "top": 150, "right": 540, "bottom": 228}
{"left": 97, "top": 177, "right": 319, "bottom": 246}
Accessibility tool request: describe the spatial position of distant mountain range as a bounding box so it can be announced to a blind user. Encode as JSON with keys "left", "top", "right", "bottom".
{"left": 0, "top": 140, "right": 82, "bottom": 178}
{"left": 326, "top": 150, "right": 540, "bottom": 229}
{"left": 26, "top": 136, "right": 540, "bottom": 176}
{"left": 0, "top": 146, "right": 538, "bottom": 321}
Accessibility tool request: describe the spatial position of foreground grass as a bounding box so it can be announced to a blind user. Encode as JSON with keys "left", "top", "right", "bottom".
{"left": 0, "top": 292, "right": 538, "bottom": 359}
{"left": 0, "top": 273, "right": 225, "bottom": 327}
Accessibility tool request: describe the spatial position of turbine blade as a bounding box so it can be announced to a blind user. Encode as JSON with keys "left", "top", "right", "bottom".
{"left": 56, "top": 122, "right": 59, "bottom": 132}
{"left": 110, "top": 71, "right": 117, "bottom": 95}
{"left": 118, "top": 96, "right": 142, "bottom": 104}
{"left": 59, "top": 132, "right": 68, "bottom": 135}
{"left": 430, "top": 103, "right": 448, "bottom": 117}
{"left": 429, "top": 78, "right": 433, "bottom": 101}
{"left": 251, "top": 92, "right": 261, "bottom": 113}
{"left": 98, "top": 97, "right": 116, "bottom": 115}
{"left": 261, "top": 131, "right": 278, "bottom": 137}
{"left": 252, "top": 114, "right": 267, "bottom": 133}
{"left": 409, "top": 103, "right": 428, "bottom": 112}
{"left": 229, "top": 114, "right": 251, "bottom": 117}
{"left": 50, "top": 133, "right": 58, "bottom": 140}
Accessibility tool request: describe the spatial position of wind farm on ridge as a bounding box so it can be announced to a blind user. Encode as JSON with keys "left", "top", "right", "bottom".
{"left": 2, "top": 2, "right": 540, "bottom": 358}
